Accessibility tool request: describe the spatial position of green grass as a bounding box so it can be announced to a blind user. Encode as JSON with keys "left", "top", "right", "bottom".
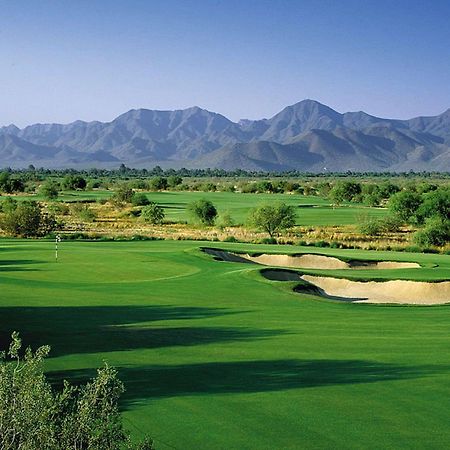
{"left": 1, "top": 239, "right": 450, "bottom": 449}
{"left": 3, "top": 190, "right": 387, "bottom": 226}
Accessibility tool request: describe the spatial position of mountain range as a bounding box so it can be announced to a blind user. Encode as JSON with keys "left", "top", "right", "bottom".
{"left": 1, "top": 100, "right": 450, "bottom": 172}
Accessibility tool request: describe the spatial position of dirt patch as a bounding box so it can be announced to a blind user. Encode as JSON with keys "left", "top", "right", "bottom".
{"left": 302, "top": 275, "right": 450, "bottom": 305}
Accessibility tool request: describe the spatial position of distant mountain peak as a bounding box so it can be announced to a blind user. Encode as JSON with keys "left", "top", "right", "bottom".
{"left": 0, "top": 100, "right": 449, "bottom": 171}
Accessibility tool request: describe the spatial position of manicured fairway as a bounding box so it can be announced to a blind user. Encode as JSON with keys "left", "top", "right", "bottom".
{"left": 5, "top": 189, "right": 387, "bottom": 226}
{"left": 1, "top": 239, "right": 450, "bottom": 449}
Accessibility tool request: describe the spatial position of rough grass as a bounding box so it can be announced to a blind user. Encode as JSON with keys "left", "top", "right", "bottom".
{"left": 1, "top": 239, "right": 450, "bottom": 449}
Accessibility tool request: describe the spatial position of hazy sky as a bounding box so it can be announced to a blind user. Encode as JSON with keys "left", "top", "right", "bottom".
{"left": 1, "top": 0, "right": 449, "bottom": 127}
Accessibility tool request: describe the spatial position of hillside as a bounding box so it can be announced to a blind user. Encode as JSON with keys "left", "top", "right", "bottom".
{"left": 1, "top": 100, "right": 449, "bottom": 171}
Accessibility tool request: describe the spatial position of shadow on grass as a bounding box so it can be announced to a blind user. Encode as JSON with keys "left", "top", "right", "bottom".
{"left": 0, "top": 305, "right": 283, "bottom": 357}
{"left": 0, "top": 259, "right": 43, "bottom": 272}
{"left": 48, "top": 359, "right": 444, "bottom": 409}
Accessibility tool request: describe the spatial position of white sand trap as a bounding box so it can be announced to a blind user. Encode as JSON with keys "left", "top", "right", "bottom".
{"left": 370, "top": 261, "right": 419, "bottom": 269}
{"left": 242, "top": 253, "right": 348, "bottom": 269}
{"left": 302, "top": 275, "right": 450, "bottom": 305}
{"left": 238, "top": 253, "right": 420, "bottom": 270}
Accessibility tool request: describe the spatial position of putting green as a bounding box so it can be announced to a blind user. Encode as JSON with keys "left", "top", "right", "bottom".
{"left": 1, "top": 239, "right": 450, "bottom": 449}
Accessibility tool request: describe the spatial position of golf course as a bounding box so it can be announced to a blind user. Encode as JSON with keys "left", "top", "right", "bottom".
{"left": 1, "top": 238, "right": 450, "bottom": 449}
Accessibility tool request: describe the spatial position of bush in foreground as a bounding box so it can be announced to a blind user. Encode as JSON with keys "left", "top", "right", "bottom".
{"left": 0, "top": 332, "right": 153, "bottom": 450}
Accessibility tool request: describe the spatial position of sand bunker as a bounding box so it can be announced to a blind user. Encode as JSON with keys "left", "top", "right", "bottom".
{"left": 242, "top": 253, "right": 421, "bottom": 270}
{"left": 206, "top": 249, "right": 420, "bottom": 270}
{"left": 302, "top": 275, "right": 450, "bottom": 305}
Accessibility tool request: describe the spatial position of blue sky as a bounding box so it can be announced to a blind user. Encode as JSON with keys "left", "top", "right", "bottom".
{"left": 1, "top": 0, "right": 449, "bottom": 126}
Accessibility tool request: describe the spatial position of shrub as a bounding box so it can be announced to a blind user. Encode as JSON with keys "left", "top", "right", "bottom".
{"left": 149, "top": 176, "right": 168, "bottom": 191}
{"left": 47, "top": 203, "right": 70, "bottom": 216}
{"left": 131, "top": 193, "right": 150, "bottom": 206}
{"left": 71, "top": 203, "right": 96, "bottom": 222}
{"left": 40, "top": 180, "right": 59, "bottom": 200}
{"left": 167, "top": 175, "right": 183, "bottom": 188}
{"left": 417, "top": 187, "right": 450, "bottom": 222}
{"left": 216, "top": 211, "right": 234, "bottom": 229}
{"left": 329, "top": 181, "right": 362, "bottom": 204}
{"left": 0, "top": 172, "right": 25, "bottom": 193}
{"left": 222, "top": 236, "right": 238, "bottom": 242}
{"left": 0, "top": 201, "right": 58, "bottom": 237}
{"left": 111, "top": 185, "right": 134, "bottom": 206}
{"left": 62, "top": 175, "right": 87, "bottom": 190}
{"left": 188, "top": 199, "right": 217, "bottom": 225}
{"left": 388, "top": 191, "right": 423, "bottom": 223}
{"left": 259, "top": 237, "right": 278, "bottom": 244}
{"left": 0, "top": 332, "right": 153, "bottom": 450}
{"left": 413, "top": 218, "right": 450, "bottom": 247}
{"left": 0, "top": 196, "right": 18, "bottom": 214}
{"left": 359, "top": 214, "right": 402, "bottom": 236}
{"left": 141, "top": 202, "right": 165, "bottom": 224}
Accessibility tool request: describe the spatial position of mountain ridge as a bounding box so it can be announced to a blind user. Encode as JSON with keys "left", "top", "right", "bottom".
{"left": 1, "top": 99, "right": 450, "bottom": 171}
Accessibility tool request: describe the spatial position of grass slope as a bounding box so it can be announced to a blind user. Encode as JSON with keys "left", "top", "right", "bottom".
{"left": 1, "top": 239, "right": 449, "bottom": 449}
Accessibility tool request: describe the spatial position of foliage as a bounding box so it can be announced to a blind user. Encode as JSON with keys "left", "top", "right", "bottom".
{"left": 149, "top": 176, "right": 168, "bottom": 191}
{"left": 0, "top": 332, "right": 153, "bottom": 450}
{"left": 62, "top": 175, "right": 87, "bottom": 190}
{"left": 388, "top": 191, "right": 423, "bottom": 223}
{"left": 413, "top": 217, "right": 450, "bottom": 247}
{"left": 188, "top": 199, "right": 218, "bottom": 225}
{"left": 329, "top": 181, "right": 362, "bottom": 204}
{"left": 131, "top": 193, "right": 150, "bottom": 207}
{"left": 216, "top": 211, "right": 235, "bottom": 229}
{"left": 0, "top": 200, "right": 58, "bottom": 237}
{"left": 417, "top": 187, "right": 450, "bottom": 223}
{"left": 248, "top": 202, "right": 296, "bottom": 237}
{"left": 71, "top": 203, "right": 97, "bottom": 222}
{"left": 40, "top": 180, "right": 60, "bottom": 200}
{"left": 0, "top": 172, "right": 25, "bottom": 194}
{"left": 167, "top": 175, "right": 183, "bottom": 188}
{"left": 112, "top": 185, "right": 135, "bottom": 205}
{"left": 0, "top": 196, "right": 18, "bottom": 214}
{"left": 358, "top": 214, "right": 402, "bottom": 236}
{"left": 141, "top": 202, "right": 165, "bottom": 224}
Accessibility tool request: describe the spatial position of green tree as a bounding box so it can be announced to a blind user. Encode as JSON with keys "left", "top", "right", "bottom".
{"left": 0, "top": 332, "right": 154, "bottom": 450}
{"left": 40, "top": 180, "right": 59, "bottom": 200}
{"left": 167, "top": 175, "right": 183, "bottom": 188}
{"left": 62, "top": 175, "right": 87, "bottom": 190}
{"left": 417, "top": 187, "right": 450, "bottom": 222}
{"left": 388, "top": 191, "right": 423, "bottom": 223}
{"left": 141, "top": 202, "right": 165, "bottom": 224}
{"left": 0, "top": 171, "right": 11, "bottom": 193}
{"left": 112, "top": 185, "right": 135, "bottom": 205}
{"left": 248, "top": 202, "right": 296, "bottom": 238}
{"left": 413, "top": 217, "right": 450, "bottom": 247}
{"left": 149, "top": 176, "right": 168, "bottom": 191}
{"left": 329, "top": 181, "right": 362, "bottom": 205}
{"left": 188, "top": 199, "right": 217, "bottom": 225}
{"left": 0, "top": 201, "right": 58, "bottom": 237}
